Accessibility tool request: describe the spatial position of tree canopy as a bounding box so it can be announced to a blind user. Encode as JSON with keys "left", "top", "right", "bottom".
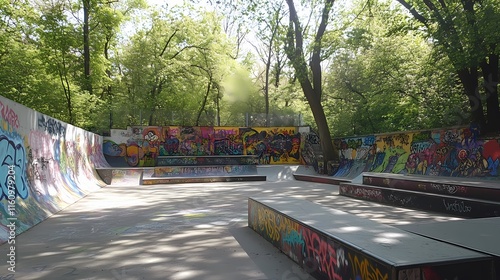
{"left": 1, "top": 0, "right": 499, "bottom": 159}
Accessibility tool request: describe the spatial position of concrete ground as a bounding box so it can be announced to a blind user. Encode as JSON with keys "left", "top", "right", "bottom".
{"left": 1, "top": 166, "right": 463, "bottom": 280}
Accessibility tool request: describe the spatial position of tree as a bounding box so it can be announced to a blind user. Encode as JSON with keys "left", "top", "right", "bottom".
{"left": 323, "top": 0, "right": 465, "bottom": 136}
{"left": 284, "top": 0, "right": 336, "bottom": 166}
{"left": 396, "top": 0, "right": 500, "bottom": 134}
{"left": 118, "top": 6, "right": 235, "bottom": 126}
{"left": 249, "top": 0, "right": 287, "bottom": 126}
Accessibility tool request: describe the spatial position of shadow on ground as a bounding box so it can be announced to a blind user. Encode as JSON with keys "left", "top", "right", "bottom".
{"left": 1, "top": 178, "right": 462, "bottom": 279}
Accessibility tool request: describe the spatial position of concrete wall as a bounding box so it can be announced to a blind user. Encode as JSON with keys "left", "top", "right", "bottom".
{"left": 103, "top": 126, "right": 307, "bottom": 167}
{"left": 0, "top": 96, "right": 107, "bottom": 244}
{"left": 333, "top": 126, "right": 500, "bottom": 179}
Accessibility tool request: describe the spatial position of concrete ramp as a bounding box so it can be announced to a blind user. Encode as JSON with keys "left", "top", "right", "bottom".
{"left": 256, "top": 165, "right": 300, "bottom": 181}
{"left": 0, "top": 96, "right": 107, "bottom": 244}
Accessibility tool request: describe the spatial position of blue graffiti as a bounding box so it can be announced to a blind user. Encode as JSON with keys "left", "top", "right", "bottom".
{"left": 0, "top": 135, "right": 29, "bottom": 200}
{"left": 363, "top": 135, "right": 376, "bottom": 146}
{"left": 37, "top": 115, "right": 66, "bottom": 136}
{"left": 487, "top": 157, "right": 500, "bottom": 176}
{"left": 282, "top": 229, "right": 305, "bottom": 255}
{"left": 103, "top": 140, "right": 123, "bottom": 156}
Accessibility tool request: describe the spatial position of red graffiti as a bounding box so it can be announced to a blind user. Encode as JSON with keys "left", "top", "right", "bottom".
{"left": 483, "top": 140, "right": 500, "bottom": 161}
{"left": 303, "top": 227, "right": 341, "bottom": 280}
{"left": 0, "top": 101, "right": 20, "bottom": 129}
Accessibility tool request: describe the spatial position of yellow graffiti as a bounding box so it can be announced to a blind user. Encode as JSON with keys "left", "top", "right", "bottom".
{"left": 257, "top": 206, "right": 300, "bottom": 242}
{"left": 349, "top": 254, "right": 389, "bottom": 280}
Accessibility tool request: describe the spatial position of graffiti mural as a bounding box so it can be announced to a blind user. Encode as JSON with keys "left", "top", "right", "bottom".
{"left": 249, "top": 198, "right": 493, "bottom": 279}
{"left": 300, "top": 131, "right": 322, "bottom": 168}
{"left": 248, "top": 199, "right": 391, "bottom": 280}
{"left": 213, "top": 127, "right": 243, "bottom": 155}
{"left": 0, "top": 96, "right": 105, "bottom": 244}
{"left": 332, "top": 126, "right": 500, "bottom": 179}
{"left": 105, "top": 126, "right": 303, "bottom": 167}
{"left": 241, "top": 127, "right": 301, "bottom": 164}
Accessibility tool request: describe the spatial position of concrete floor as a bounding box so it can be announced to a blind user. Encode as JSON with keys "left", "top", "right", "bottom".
{"left": 1, "top": 169, "right": 463, "bottom": 280}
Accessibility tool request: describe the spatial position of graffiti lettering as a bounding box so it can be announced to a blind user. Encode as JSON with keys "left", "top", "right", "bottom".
{"left": 349, "top": 254, "right": 389, "bottom": 280}
{"left": 443, "top": 199, "right": 472, "bottom": 213}
{"left": 354, "top": 187, "right": 382, "bottom": 199}
{"left": 0, "top": 101, "right": 20, "bottom": 129}
{"left": 305, "top": 133, "right": 320, "bottom": 145}
{"left": 256, "top": 207, "right": 300, "bottom": 242}
{"left": 410, "top": 142, "right": 432, "bottom": 154}
{"left": 387, "top": 194, "right": 413, "bottom": 206}
{"left": 257, "top": 208, "right": 280, "bottom": 241}
{"left": 394, "top": 134, "right": 410, "bottom": 145}
{"left": 0, "top": 135, "right": 29, "bottom": 199}
{"left": 283, "top": 229, "right": 306, "bottom": 255}
{"left": 303, "top": 228, "right": 341, "bottom": 280}
{"left": 363, "top": 136, "right": 376, "bottom": 146}
{"left": 37, "top": 115, "right": 66, "bottom": 136}
{"left": 430, "top": 183, "right": 467, "bottom": 195}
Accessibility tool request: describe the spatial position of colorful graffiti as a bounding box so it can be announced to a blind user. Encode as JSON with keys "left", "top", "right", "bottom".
{"left": 0, "top": 95, "right": 105, "bottom": 244}
{"left": 104, "top": 126, "right": 303, "bottom": 167}
{"left": 248, "top": 199, "right": 390, "bottom": 280}
{"left": 152, "top": 165, "right": 256, "bottom": 177}
{"left": 333, "top": 126, "right": 500, "bottom": 179}
{"left": 249, "top": 198, "right": 492, "bottom": 279}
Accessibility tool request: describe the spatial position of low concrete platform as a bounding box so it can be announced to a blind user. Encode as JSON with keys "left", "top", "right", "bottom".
{"left": 398, "top": 217, "right": 500, "bottom": 258}
{"left": 1, "top": 166, "right": 466, "bottom": 279}
{"left": 249, "top": 197, "right": 494, "bottom": 280}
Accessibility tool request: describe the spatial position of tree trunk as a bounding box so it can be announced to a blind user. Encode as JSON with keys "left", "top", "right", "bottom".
{"left": 482, "top": 53, "right": 500, "bottom": 133}
{"left": 457, "top": 67, "right": 486, "bottom": 132}
{"left": 196, "top": 80, "right": 212, "bottom": 126}
{"left": 284, "top": 0, "right": 336, "bottom": 168}
{"left": 83, "top": 0, "right": 92, "bottom": 94}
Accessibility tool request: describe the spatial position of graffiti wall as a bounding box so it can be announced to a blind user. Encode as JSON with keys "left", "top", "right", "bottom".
{"left": 0, "top": 96, "right": 106, "bottom": 244}
{"left": 104, "top": 126, "right": 304, "bottom": 167}
{"left": 248, "top": 199, "right": 391, "bottom": 280}
{"left": 333, "top": 126, "right": 500, "bottom": 179}
{"left": 249, "top": 199, "right": 492, "bottom": 280}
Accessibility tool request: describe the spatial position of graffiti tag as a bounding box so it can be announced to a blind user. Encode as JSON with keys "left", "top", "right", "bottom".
{"left": 0, "top": 135, "right": 29, "bottom": 199}
{"left": 0, "top": 101, "right": 20, "bottom": 129}
{"left": 37, "top": 115, "right": 66, "bottom": 136}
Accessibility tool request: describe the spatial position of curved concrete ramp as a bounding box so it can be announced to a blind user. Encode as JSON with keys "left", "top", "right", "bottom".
{"left": 256, "top": 165, "right": 301, "bottom": 181}
{"left": 0, "top": 96, "right": 107, "bottom": 244}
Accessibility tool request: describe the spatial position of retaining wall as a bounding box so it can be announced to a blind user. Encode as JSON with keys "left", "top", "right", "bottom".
{"left": 333, "top": 126, "right": 500, "bottom": 179}
{"left": 103, "top": 126, "right": 316, "bottom": 167}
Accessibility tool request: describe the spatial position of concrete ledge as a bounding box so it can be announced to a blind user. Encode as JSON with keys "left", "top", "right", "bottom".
{"left": 143, "top": 175, "right": 266, "bottom": 185}
{"left": 157, "top": 155, "right": 258, "bottom": 166}
{"left": 340, "top": 183, "right": 500, "bottom": 218}
{"left": 248, "top": 196, "right": 495, "bottom": 280}
{"left": 363, "top": 172, "right": 500, "bottom": 202}
{"left": 293, "top": 174, "right": 350, "bottom": 185}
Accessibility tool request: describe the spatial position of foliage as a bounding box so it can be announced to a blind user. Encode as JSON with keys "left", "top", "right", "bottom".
{"left": 323, "top": 0, "right": 466, "bottom": 136}
{"left": 0, "top": 0, "right": 499, "bottom": 140}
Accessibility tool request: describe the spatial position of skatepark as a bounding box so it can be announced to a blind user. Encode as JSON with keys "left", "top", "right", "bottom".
{"left": 1, "top": 95, "right": 500, "bottom": 279}
{"left": 1, "top": 165, "right": 468, "bottom": 280}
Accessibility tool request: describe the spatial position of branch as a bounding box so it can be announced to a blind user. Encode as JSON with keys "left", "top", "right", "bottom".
{"left": 159, "top": 29, "right": 178, "bottom": 57}
{"left": 311, "top": 0, "right": 334, "bottom": 97}
{"left": 170, "top": 45, "right": 208, "bottom": 60}
{"left": 395, "top": 0, "right": 428, "bottom": 25}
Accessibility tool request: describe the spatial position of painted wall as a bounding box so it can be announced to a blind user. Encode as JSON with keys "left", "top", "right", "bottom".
{"left": 0, "top": 96, "right": 107, "bottom": 244}
{"left": 249, "top": 199, "right": 392, "bottom": 280}
{"left": 248, "top": 199, "right": 490, "bottom": 280}
{"left": 103, "top": 126, "right": 305, "bottom": 167}
{"left": 333, "top": 125, "right": 500, "bottom": 179}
